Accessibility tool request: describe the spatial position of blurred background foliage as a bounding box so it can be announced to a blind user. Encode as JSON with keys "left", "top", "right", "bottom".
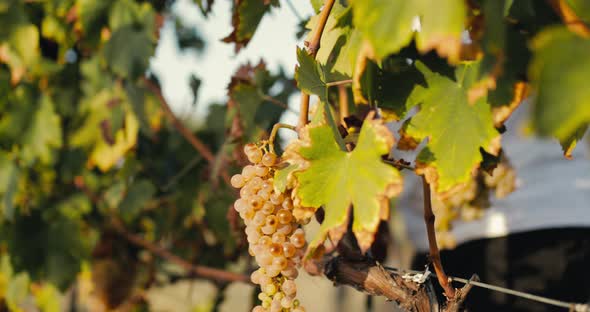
{"left": 0, "top": 0, "right": 295, "bottom": 310}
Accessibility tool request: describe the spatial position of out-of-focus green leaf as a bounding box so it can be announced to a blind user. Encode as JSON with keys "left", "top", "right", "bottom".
{"left": 0, "top": 153, "right": 18, "bottom": 221}
{"left": 55, "top": 194, "right": 92, "bottom": 221}
{"left": 310, "top": 0, "right": 323, "bottom": 13}
{"left": 222, "top": 0, "right": 274, "bottom": 51}
{"left": 103, "top": 26, "right": 155, "bottom": 79}
{"left": 21, "top": 96, "right": 62, "bottom": 165}
{"left": 560, "top": 125, "right": 589, "bottom": 159}
{"left": 231, "top": 83, "right": 263, "bottom": 130}
{"left": 1, "top": 23, "right": 40, "bottom": 82}
{"left": 76, "top": 0, "right": 114, "bottom": 35}
{"left": 103, "top": 181, "right": 126, "bottom": 210}
{"left": 125, "top": 80, "right": 154, "bottom": 135}
{"left": 566, "top": 0, "right": 590, "bottom": 22}
{"left": 352, "top": 0, "right": 465, "bottom": 61}
{"left": 119, "top": 179, "right": 155, "bottom": 222}
{"left": 6, "top": 272, "right": 29, "bottom": 310}
{"left": 530, "top": 27, "right": 590, "bottom": 151}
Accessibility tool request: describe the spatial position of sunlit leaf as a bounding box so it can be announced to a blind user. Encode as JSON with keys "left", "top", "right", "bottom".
{"left": 405, "top": 61, "right": 500, "bottom": 193}
{"left": 293, "top": 113, "right": 402, "bottom": 251}
{"left": 352, "top": 0, "right": 465, "bottom": 61}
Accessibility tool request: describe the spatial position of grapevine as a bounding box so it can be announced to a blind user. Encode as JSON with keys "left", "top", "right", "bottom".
{"left": 0, "top": 0, "right": 588, "bottom": 311}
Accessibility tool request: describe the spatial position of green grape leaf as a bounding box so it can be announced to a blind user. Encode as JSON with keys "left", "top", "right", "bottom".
{"left": 222, "top": 0, "right": 273, "bottom": 51}
{"left": 118, "top": 179, "right": 156, "bottom": 222}
{"left": 351, "top": 0, "right": 466, "bottom": 61}
{"left": 530, "top": 27, "right": 590, "bottom": 153}
{"left": 109, "top": 0, "right": 155, "bottom": 33}
{"left": 293, "top": 114, "right": 402, "bottom": 251}
{"left": 566, "top": 0, "right": 590, "bottom": 22}
{"left": 560, "top": 125, "right": 589, "bottom": 159}
{"left": 0, "top": 154, "right": 18, "bottom": 221}
{"left": 361, "top": 57, "right": 426, "bottom": 120}
{"left": 231, "top": 83, "right": 264, "bottom": 131}
{"left": 405, "top": 61, "right": 500, "bottom": 193}
{"left": 310, "top": 0, "right": 323, "bottom": 13}
{"left": 306, "top": 4, "right": 361, "bottom": 77}
{"left": 125, "top": 80, "right": 154, "bottom": 136}
{"left": 55, "top": 194, "right": 92, "bottom": 221}
{"left": 227, "top": 62, "right": 293, "bottom": 140}
{"left": 273, "top": 163, "right": 298, "bottom": 193}
{"left": 295, "top": 48, "right": 328, "bottom": 102}
{"left": 21, "top": 96, "right": 62, "bottom": 165}
{"left": 1, "top": 24, "right": 40, "bottom": 82}
{"left": 103, "top": 25, "right": 155, "bottom": 79}
{"left": 306, "top": 2, "right": 346, "bottom": 66}
{"left": 103, "top": 181, "right": 126, "bottom": 210}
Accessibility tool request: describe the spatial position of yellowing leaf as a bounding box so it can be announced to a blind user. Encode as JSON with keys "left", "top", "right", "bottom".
{"left": 293, "top": 114, "right": 402, "bottom": 252}
{"left": 352, "top": 0, "right": 465, "bottom": 61}
{"left": 89, "top": 113, "right": 139, "bottom": 171}
{"left": 406, "top": 62, "right": 500, "bottom": 193}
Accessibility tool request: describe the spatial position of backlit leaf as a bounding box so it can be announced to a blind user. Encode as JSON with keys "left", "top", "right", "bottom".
{"left": 352, "top": 0, "right": 466, "bottom": 61}
{"left": 405, "top": 61, "right": 500, "bottom": 193}
{"left": 293, "top": 113, "right": 402, "bottom": 251}
{"left": 530, "top": 27, "right": 590, "bottom": 153}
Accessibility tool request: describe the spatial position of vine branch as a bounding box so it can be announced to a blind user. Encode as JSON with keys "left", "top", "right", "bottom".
{"left": 326, "top": 79, "right": 353, "bottom": 88}
{"left": 422, "top": 176, "right": 456, "bottom": 299}
{"left": 261, "top": 94, "right": 298, "bottom": 113}
{"left": 299, "top": 0, "right": 336, "bottom": 129}
{"left": 324, "top": 257, "right": 436, "bottom": 312}
{"left": 142, "top": 77, "right": 232, "bottom": 186}
{"left": 111, "top": 219, "right": 251, "bottom": 285}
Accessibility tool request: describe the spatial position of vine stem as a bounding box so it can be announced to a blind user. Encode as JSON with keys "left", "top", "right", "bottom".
{"left": 338, "top": 85, "right": 349, "bottom": 124}
{"left": 268, "top": 123, "right": 297, "bottom": 154}
{"left": 326, "top": 79, "right": 353, "bottom": 88}
{"left": 549, "top": 0, "right": 590, "bottom": 38}
{"left": 142, "top": 77, "right": 232, "bottom": 186}
{"left": 111, "top": 219, "right": 251, "bottom": 284}
{"left": 298, "top": 0, "right": 336, "bottom": 129}
{"left": 422, "top": 176, "right": 456, "bottom": 299}
{"left": 261, "top": 94, "right": 299, "bottom": 113}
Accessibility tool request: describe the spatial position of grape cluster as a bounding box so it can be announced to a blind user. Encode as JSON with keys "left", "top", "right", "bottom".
{"left": 231, "top": 143, "right": 307, "bottom": 312}
{"left": 431, "top": 158, "right": 517, "bottom": 249}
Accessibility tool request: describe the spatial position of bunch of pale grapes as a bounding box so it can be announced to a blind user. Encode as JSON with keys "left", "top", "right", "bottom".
{"left": 432, "top": 158, "right": 517, "bottom": 249}
{"left": 483, "top": 160, "right": 517, "bottom": 198}
{"left": 231, "top": 143, "right": 307, "bottom": 312}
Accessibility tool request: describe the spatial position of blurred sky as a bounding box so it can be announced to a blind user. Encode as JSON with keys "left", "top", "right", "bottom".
{"left": 150, "top": 0, "right": 314, "bottom": 128}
